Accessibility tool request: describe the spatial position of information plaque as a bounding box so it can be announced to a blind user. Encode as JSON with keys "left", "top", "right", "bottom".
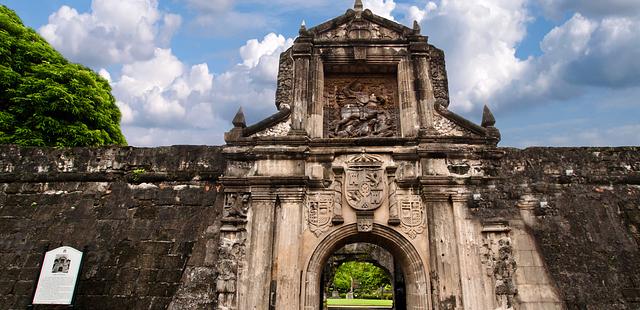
{"left": 32, "top": 246, "right": 83, "bottom": 305}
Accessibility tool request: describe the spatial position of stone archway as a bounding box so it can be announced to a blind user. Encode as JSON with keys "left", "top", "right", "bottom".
{"left": 304, "top": 223, "right": 429, "bottom": 310}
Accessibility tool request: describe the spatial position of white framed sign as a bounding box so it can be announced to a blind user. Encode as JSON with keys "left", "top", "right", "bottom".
{"left": 32, "top": 246, "right": 83, "bottom": 305}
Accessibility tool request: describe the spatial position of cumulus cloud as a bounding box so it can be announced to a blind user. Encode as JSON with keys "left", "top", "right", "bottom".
{"left": 405, "top": 0, "right": 640, "bottom": 117}
{"left": 363, "top": 0, "right": 397, "bottom": 21}
{"left": 409, "top": 0, "right": 530, "bottom": 112}
{"left": 212, "top": 33, "right": 294, "bottom": 122}
{"left": 488, "top": 12, "right": 640, "bottom": 107}
{"left": 110, "top": 48, "right": 214, "bottom": 127}
{"left": 110, "top": 32, "right": 292, "bottom": 146}
{"left": 39, "top": 0, "right": 181, "bottom": 67}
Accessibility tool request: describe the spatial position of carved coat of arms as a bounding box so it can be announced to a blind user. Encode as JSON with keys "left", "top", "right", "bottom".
{"left": 345, "top": 154, "right": 386, "bottom": 211}
{"left": 307, "top": 193, "right": 333, "bottom": 237}
{"left": 399, "top": 195, "right": 424, "bottom": 239}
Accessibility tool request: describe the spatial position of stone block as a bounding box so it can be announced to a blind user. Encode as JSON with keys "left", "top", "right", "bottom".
{"left": 517, "top": 284, "right": 541, "bottom": 303}
{"left": 156, "top": 269, "right": 183, "bottom": 283}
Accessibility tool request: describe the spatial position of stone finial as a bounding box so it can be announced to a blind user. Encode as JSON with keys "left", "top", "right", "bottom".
{"left": 481, "top": 105, "right": 496, "bottom": 127}
{"left": 232, "top": 107, "right": 246, "bottom": 128}
{"left": 354, "top": 0, "right": 364, "bottom": 11}
{"left": 299, "top": 20, "right": 307, "bottom": 35}
{"left": 413, "top": 20, "right": 421, "bottom": 34}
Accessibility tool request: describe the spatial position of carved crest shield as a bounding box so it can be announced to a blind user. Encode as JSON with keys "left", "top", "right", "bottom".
{"left": 307, "top": 193, "right": 333, "bottom": 237}
{"left": 399, "top": 195, "right": 424, "bottom": 239}
{"left": 345, "top": 154, "right": 385, "bottom": 211}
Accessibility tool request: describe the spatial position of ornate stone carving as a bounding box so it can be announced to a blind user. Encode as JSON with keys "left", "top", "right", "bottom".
{"left": 399, "top": 195, "right": 424, "bottom": 238}
{"left": 217, "top": 192, "right": 250, "bottom": 309}
{"left": 433, "top": 113, "right": 475, "bottom": 136}
{"left": 216, "top": 234, "right": 246, "bottom": 309}
{"left": 356, "top": 211, "right": 374, "bottom": 232}
{"left": 306, "top": 193, "right": 334, "bottom": 237}
{"left": 319, "top": 20, "right": 401, "bottom": 41}
{"left": 386, "top": 166, "right": 400, "bottom": 225}
{"left": 251, "top": 116, "right": 291, "bottom": 137}
{"left": 344, "top": 154, "right": 386, "bottom": 211}
{"left": 428, "top": 47, "right": 450, "bottom": 107}
{"left": 331, "top": 167, "right": 345, "bottom": 224}
{"left": 324, "top": 77, "right": 398, "bottom": 138}
{"left": 275, "top": 49, "right": 293, "bottom": 109}
{"left": 481, "top": 235, "right": 518, "bottom": 309}
{"left": 223, "top": 193, "right": 250, "bottom": 220}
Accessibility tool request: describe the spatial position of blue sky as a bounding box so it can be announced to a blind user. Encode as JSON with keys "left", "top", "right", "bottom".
{"left": 2, "top": 0, "right": 639, "bottom": 147}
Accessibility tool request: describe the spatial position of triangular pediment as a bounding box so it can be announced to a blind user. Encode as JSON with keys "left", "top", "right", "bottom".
{"left": 309, "top": 9, "right": 414, "bottom": 42}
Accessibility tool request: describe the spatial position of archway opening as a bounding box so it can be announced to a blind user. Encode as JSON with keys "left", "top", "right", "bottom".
{"left": 321, "top": 243, "right": 404, "bottom": 309}
{"left": 305, "top": 224, "right": 428, "bottom": 310}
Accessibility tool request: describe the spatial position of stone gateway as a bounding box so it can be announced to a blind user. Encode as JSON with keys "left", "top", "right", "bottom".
{"left": 1, "top": 1, "right": 639, "bottom": 310}
{"left": 221, "top": 1, "right": 551, "bottom": 309}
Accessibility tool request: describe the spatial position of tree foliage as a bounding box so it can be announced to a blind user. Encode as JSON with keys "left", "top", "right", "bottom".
{"left": 333, "top": 261, "right": 391, "bottom": 297}
{"left": 0, "top": 5, "right": 126, "bottom": 146}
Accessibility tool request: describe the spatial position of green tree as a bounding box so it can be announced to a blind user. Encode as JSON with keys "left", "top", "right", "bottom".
{"left": 333, "top": 261, "right": 391, "bottom": 298}
{"left": 0, "top": 5, "right": 126, "bottom": 146}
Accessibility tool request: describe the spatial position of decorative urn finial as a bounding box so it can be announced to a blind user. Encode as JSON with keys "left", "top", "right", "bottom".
{"left": 354, "top": 0, "right": 364, "bottom": 12}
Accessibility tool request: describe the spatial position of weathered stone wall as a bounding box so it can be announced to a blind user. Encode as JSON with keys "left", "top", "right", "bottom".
{"left": 473, "top": 147, "right": 640, "bottom": 309}
{"left": 0, "top": 145, "right": 638, "bottom": 309}
{"left": 0, "top": 146, "right": 225, "bottom": 310}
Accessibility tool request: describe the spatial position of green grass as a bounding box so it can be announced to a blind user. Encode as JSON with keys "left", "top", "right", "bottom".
{"left": 326, "top": 298, "right": 393, "bottom": 307}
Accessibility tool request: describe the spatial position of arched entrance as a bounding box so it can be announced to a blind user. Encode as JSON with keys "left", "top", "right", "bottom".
{"left": 304, "top": 224, "right": 429, "bottom": 310}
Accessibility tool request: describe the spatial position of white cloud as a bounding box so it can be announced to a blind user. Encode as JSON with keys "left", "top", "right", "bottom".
{"left": 108, "top": 48, "right": 214, "bottom": 130}
{"left": 412, "top": 0, "right": 530, "bottom": 112}
{"left": 211, "top": 33, "right": 294, "bottom": 122}
{"left": 39, "top": 0, "right": 181, "bottom": 67}
{"left": 239, "top": 33, "right": 292, "bottom": 68}
{"left": 489, "top": 12, "right": 640, "bottom": 107}
{"left": 363, "top": 0, "right": 397, "bottom": 21}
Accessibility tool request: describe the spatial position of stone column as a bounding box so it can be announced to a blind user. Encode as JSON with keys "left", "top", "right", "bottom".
{"left": 290, "top": 36, "right": 313, "bottom": 136}
{"left": 425, "top": 191, "right": 463, "bottom": 309}
{"left": 240, "top": 188, "right": 277, "bottom": 310}
{"left": 308, "top": 55, "right": 324, "bottom": 138}
{"left": 450, "top": 194, "right": 491, "bottom": 309}
{"left": 273, "top": 188, "right": 306, "bottom": 308}
{"left": 410, "top": 38, "right": 436, "bottom": 134}
{"left": 397, "top": 58, "right": 419, "bottom": 137}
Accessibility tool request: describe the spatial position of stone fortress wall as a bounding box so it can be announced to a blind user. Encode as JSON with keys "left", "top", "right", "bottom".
{"left": 0, "top": 145, "right": 638, "bottom": 309}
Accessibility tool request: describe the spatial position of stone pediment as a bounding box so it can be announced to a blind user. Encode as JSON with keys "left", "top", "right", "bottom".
{"left": 308, "top": 7, "right": 415, "bottom": 42}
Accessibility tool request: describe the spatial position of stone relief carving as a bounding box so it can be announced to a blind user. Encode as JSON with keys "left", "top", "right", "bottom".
{"left": 324, "top": 77, "right": 398, "bottom": 138}
{"left": 481, "top": 235, "right": 518, "bottom": 309}
{"left": 433, "top": 113, "right": 475, "bottom": 137}
{"left": 386, "top": 166, "right": 400, "bottom": 225}
{"left": 429, "top": 47, "right": 450, "bottom": 107}
{"left": 306, "top": 193, "right": 334, "bottom": 237}
{"left": 275, "top": 49, "right": 293, "bottom": 109}
{"left": 217, "top": 192, "right": 250, "bottom": 310}
{"left": 223, "top": 193, "right": 250, "bottom": 220}
{"left": 344, "top": 154, "right": 386, "bottom": 211}
{"left": 251, "top": 116, "right": 291, "bottom": 137}
{"left": 331, "top": 169, "right": 345, "bottom": 224}
{"left": 399, "top": 195, "right": 424, "bottom": 239}
{"left": 216, "top": 234, "right": 246, "bottom": 310}
{"left": 319, "top": 20, "right": 401, "bottom": 41}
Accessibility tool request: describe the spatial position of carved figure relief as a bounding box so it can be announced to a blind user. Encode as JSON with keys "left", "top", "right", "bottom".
{"left": 223, "top": 193, "right": 250, "bottom": 220}
{"left": 320, "top": 20, "right": 401, "bottom": 41}
{"left": 216, "top": 235, "right": 246, "bottom": 310}
{"left": 399, "top": 195, "right": 424, "bottom": 238}
{"left": 481, "top": 235, "right": 518, "bottom": 309}
{"left": 306, "top": 193, "right": 334, "bottom": 237}
{"left": 324, "top": 76, "right": 398, "bottom": 138}
{"left": 345, "top": 154, "right": 386, "bottom": 211}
